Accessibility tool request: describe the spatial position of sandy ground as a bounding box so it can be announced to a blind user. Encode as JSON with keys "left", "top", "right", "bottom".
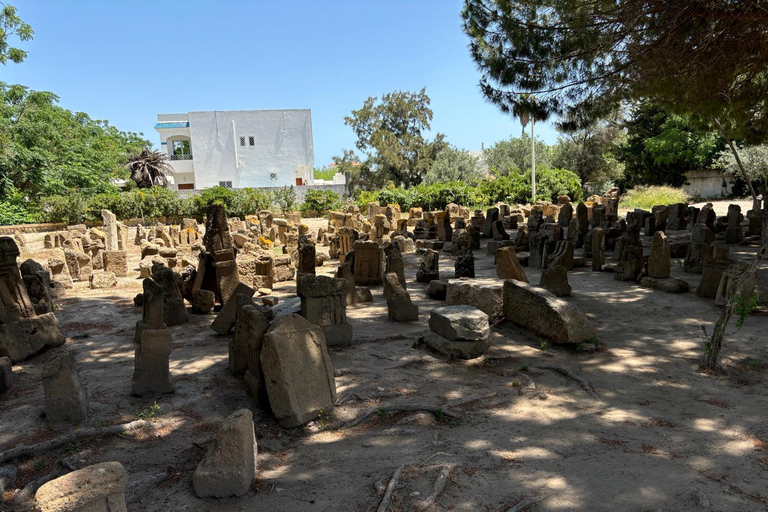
{"left": 2, "top": 205, "right": 768, "bottom": 512}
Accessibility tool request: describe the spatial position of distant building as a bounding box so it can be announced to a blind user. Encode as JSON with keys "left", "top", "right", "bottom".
{"left": 155, "top": 109, "right": 314, "bottom": 190}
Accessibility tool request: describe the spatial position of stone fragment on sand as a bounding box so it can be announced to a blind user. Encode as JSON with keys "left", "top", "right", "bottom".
{"left": 89, "top": 271, "right": 117, "bottom": 289}
{"left": 496, "top": 246, "right": 528, "bottom": 281}
{"left": 260, "top": 314, "right": 336, "bottom": 428}
{"left": 193, "top": 409, "right": 257, "bottom": 498}
{"left": 502, "top": 280, "right": 596, "bottom": 344}
{"left": 211, "top": 283, "right": 255, "bottom": 335}
{"left": 384, "top": 273, "right": 419, "bottom": 322}
{"left": 42, "top": 351, "right": 88, "bottom": 425}
{"left": 429, "top": 305, "right": 489, "bottom": 341}
{"left": 35, "top": 461, "right": 128, "bottom": 512}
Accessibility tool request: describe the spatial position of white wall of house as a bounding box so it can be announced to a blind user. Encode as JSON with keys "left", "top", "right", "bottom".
{"left": 155, "top": 109, "right": 314, "bottom": 190}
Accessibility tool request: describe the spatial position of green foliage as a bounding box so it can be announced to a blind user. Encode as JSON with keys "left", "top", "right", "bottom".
{"left": 0, "top": 4, "right": 34, "bottom": 65}
{"left": 357, "top": 182, "right": 487, "bottom": 212}
{"left": 716, "top": 144, "right": 768, "bottom": 194}
{"left": 0, "top": 82, "right": 150, "bottom": 201}
{"left": 424, "top": 145, "right": 483, "bottom": 185}
{"left": 229, "top": 188, "right": 271, "bottom": 218}
{"left": 619, "top": 186, "right": 689, "bottom": 211}
{"left": 733, "top": 293, "right": 760, "bottom": 330}
{"left": 301, "top": 189, "right": 340, "bottom": 215}
{"left": 272, "top": 186, "right": 297, "bottom": 215}
{"left": 617, "top": 103, "right": 724, "bottom": 189}
{"left": 137, "top": 401, "right": 161, "bottom": 421}
{"left": 552, "top": 112, "right": 626, "bottom": 185}
{"left": 40, "top": 193, "right": 90, "bottom": 225}
{"left": 484, "top": 133, "right": 552, "bottom": 176}
{"left": 313, "top": 167, "right": 337, "bottom": 181}
{"left": 479, "top": 168, "right": 583, "bottom": 205}
{"left": 339, "top": 88, "right": 448, "bottom": 189}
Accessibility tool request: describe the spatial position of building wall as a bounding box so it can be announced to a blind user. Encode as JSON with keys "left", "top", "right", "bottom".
{"left": 187, "top": 109, "right": 314, "bottom": 189}
{"left": 683, "top": 169, "right": 733, "bottom": 200}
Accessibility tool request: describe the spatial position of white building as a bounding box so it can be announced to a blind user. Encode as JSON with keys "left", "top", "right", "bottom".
{"left": 155, "top": 109, "right": 315, "bottom": 190}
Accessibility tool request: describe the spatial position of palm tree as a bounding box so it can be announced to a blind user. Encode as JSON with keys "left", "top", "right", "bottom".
{"left": 125, "top": 147, "right": 172, "bottom": 188}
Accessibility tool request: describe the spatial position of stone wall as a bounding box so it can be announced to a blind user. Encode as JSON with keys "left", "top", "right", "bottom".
{"left": 683, "top": 169, "right": 734, "bottom": 200}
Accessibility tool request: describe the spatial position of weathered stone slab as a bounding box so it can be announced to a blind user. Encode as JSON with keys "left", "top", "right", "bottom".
{"left": 496, "top": 246, "right": 528, "bottom": 281}
{"left": 502, "top": 280, "right": 596, "bottom": 344}
{"left": 384, "top": 273, "right": 419, "bottom": 322}
{"left": 35, "top": 461, "right": 128, "bottom": 512}
{"left": 420, "top": 331, "right": 491, "bottom": 360}
{"left": 211, "top": 283, "right": 256, "bottom": 335}
{"left": 429, "top": 305, "right": 489, "bottom": 341}
{"left": 193, "top": 409, "right": 257, "bottom": 498}
{"left": 42, "top": 351, "right": 88, "bottom": 425}
{"left": 260, "top": 314, "right": 336, "bottom": 428}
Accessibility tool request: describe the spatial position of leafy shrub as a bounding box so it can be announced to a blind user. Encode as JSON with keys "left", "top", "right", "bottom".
{"left": 619, "top": 186, "right": 689, "bottom": 210}
{"left": 301, "top": 189, "right": 341, "bottom": 215}
{"left": 0, "top": 201, "right": 38, "bottom": 225}
{"left": 41, "top": 193, "right": 90, "bottom": 225}
{"left": 229, "top": 188, "right": 271, "bottom": 218}
{"left": 193, "top": 186, "right": 236, "bottom": 212}
{"left": 272, "top": 186, "right": 298, "bottom": 215}
{"left": 526, "top": 167, "right": 584, "bottom": 203}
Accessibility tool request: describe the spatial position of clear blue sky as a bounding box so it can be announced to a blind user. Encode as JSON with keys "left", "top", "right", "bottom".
{"left": 2, "top": 0, "right": 560, "bottom": 167}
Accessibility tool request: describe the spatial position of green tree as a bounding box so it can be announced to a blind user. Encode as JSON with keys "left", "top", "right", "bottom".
{"left": 483, "top": 133, "right": 552, "bottom": 176}
{"left": 716, "top": 144, "right": 768, "bottom": 196}
{"left": 617, "top": 103, "right": 724, "bottom": 189}
{"left": 0, "top": 82, "right": 150, "bottom": 200}
{"left": 424, "top": 145, "right": 482, "bottom": 185}
{"left": 340, "top": 88, "right": 448, "bottom": 189}
{"left": 0, "top": 3, "right": 33, "bottom": 65}
{"left": 462, "top": 0, "right": 768, "bottom": 369}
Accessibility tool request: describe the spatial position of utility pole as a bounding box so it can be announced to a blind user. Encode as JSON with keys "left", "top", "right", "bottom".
{"left": 531, "top": 117, "right": 536, "bottom": 203}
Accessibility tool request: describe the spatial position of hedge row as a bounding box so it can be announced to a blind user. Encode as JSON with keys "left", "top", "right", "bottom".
{"left": 354, "top": 168, "right": 583, "bottom": 211}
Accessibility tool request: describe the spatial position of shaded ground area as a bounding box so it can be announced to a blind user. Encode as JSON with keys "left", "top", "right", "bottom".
{"left": 2, "top": 205, "right": 767, "bottom": 511}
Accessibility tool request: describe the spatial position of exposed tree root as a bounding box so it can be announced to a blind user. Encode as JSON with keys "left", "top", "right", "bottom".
{"left": 377, "top": 464, "right": 405, "bottom": 512}
{"left": 125, "top": 471, "right": 172, "bottom": 504}
{"left": 335, "top": 404, "right": 459, "bottom": 430}
{"left": 505, "top": 494, "right": 547, "bottom": 512}
{"left": 536, "top": 365, "right": 601, "bottom": 400}
{"left": 415, "top": 463, "right": 456, "bottom": 510}
{"left": 0, "top": 419, "right": 150, "bottom": 464}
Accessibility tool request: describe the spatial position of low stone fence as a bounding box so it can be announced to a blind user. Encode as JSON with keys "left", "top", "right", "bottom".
{"left": 683, "top": 169, "right": 733, "bottom": 200}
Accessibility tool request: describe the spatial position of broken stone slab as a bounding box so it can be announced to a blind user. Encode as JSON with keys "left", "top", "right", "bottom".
{"left": 416, "top": 249, "right": 439, "bottom": 283}
{"left": 0, "top": 356, "right": 13, "bottom": 394}
{"left": 639, "top": 277, "right": 690, "bottom": 294}
{"left": 496, "top": 246, "right": 528, "bottom": 281}
{"left": 210, "top": 282, "right": 256, "bottom": 335}
{"left": 429, "top": 305, "right": 489, "bottom": 341}
{"left": 445, "top": 279, "right": 503, "bottom": 320}
{"left": 230, "top": 299, "right": 269, "bottom": 378}
{"left": 260, "top": 314, "right": 336, "bottom": 428}
{"left": 131, "top": 328, "right": 175, "bottom": 397}
{"left": 420, "top": 331, "right": 491, "bottom": 360}
{"left": 271, "top": 296, "right": 302, "bottom": 320}
{"left": 297, "top": 274, "right": 353, "bottom": 347}
{"left": 354, "top": 287, "right": 373, "bottom": 303}
{"left": 103, "top": 250, "right": 128, "bottom": 278}
{"left": 0, "top": 312, "right": 67, "bottom": 363}
{"left": 89, "top": 271, "right": 117, "bottom": 289}
{"left": 502, "top": 279, "right": 596, "bottom": 344}
{"left": 384, "top": 273, "right": 419, "bottom": 322}
{"left": 35, "top": 461, "right": 128, "bottom": 512}
{"left": 42, "top": 351, "right": 88, "bottom": 425}
{"left": 539, "top": 264, "right": 572, "bottom": 297}
{"left": 426, "top": 279, "right": 448, "bottom": 300}
{"left": 191, "top": 289, "right": 215, "bottom": 314}
{"left": 193, "top": 409, "right": 257, "bottom": 498}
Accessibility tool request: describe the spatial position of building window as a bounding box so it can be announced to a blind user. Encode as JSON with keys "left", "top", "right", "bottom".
{"left": 170, "top": 139, "right": 192, "bottom": 160}
{"left": 248, "top": 136, "right": 255, "bottom": 146}
{"left": 239, "top": 136, "right": 246, "bottom": 147}
{"left": 219, "top": 181, "right": 233, "bottom": 188}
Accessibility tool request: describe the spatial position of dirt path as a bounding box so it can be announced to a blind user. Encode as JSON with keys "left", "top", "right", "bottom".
{"left": 2, "top": 221, "right": 767, "bottom": 511}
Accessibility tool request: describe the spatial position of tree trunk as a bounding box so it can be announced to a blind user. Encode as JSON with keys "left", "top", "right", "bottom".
{"left": 705, "top": 207, "right": 768, "bottom": 370}
{"left": 712, "top": 118, "right": 759, "bottom": 205}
